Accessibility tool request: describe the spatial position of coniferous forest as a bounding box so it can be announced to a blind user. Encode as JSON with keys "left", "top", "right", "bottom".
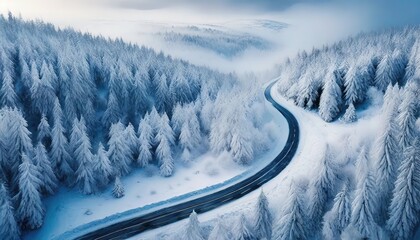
{"left": 0, "top": 14, "right": 269, "bottom": 238}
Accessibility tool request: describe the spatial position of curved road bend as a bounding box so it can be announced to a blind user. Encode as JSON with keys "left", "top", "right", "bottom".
{"left": 74, "top": 81, "right": 300, "bottom": 240}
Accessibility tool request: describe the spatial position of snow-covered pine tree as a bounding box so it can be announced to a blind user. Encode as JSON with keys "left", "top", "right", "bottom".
{"left": 0, "top": 184, "right": 20, "bottom": 240}
{"left": 253, "top": 190, "right": 273, "bottom": 240}
{"left": 31, "top": 61, "right": 56, "bottom": 115}
{"left": 344, "top": 62, "right": 369, "bottom": 105}
{"left": 208, "top": 217, "right": 232, "bottom": 240}
{"left": 74, "top": 118, "right": 96, "bottom": 194}
{"left": 386, "top": 138, "right": 420, "bottom": 240}
{"left": 93, "top": 143, "right": 113, "bottom": 188}
{"left": 37, "top": 114, "right": 51, "bottom": 146}
{"left": 349, "top": 170, "right": 380, "bottom": 238}
{"left": 0, "top": 69, "right": 18, "bottom": 107}
{"left": 69, "top": 118, "right": 84, "bottom": 169}
{"left": 374, "top": 54, "right": 393, "bottom": 92}
{"left": 50, "top": 98, "right": 74, "bottom": 185}
{"left": 157, "top": 137, "right": 174, "bottom": 177}
{"left": 402, "top": 40, "right": 419, "bottom": 84}
{"left": 181, "top": 210, "right": 205, "bottom": 240}
{"left": 373, "top": 112, "right": 400, "bottom": 223}
{"left": 108, "top": 122, "right": 132, "bottom": 176}
{"left": 103, "top": 89, "right": 122, "bottom": 128}
{"left": 273, "top": 181, "right": 308, "bottom": 240}
{"left": 170, "top": 63, "right": 193, "bottom": 104}
{"left": 124, "top": 123, "right": 138, "bottom": 157}
{"left": 155, "top": 72, "right": 169, "bottom": 112}
{"left": 308, "top": 145, "right": 338, "bottom": 228}
{"left": 171, "top": 103, "right": 185, "bottom": 138}
{"left": 230, "top": 107, "right": 254, "bottom": 165}
{"left": 179, "top": 107, "right": 202, "bottom": 163}
{"left": 322, "top": 181, "right": 352, "bottom": 240}
{"left": 112, "top": 176, "right": 125, "bottom": 198}
{"left": 232, "top": 214, "right": 255, "bottom": 240}
{"left": 355, "top": 146, "right": 369, "bottom": 181}
{"left": 33, "top": 143, "right": 57, "bottom": 195}
{"left": 397, "top": 88, "right": 417, "bottom": 149}
{"left": 15, "top": 153, "right": 44, "bottom": 229}
{"left": 319, "top": 69, "right": 343, "bottom": 122}
{"left": 155, "top": 112, "right": 175, "bottom": 146}
{"left": 137, "top": 117, "right": 153, "bottom": 167}
{"left": 341, "top": 103, "right": 357, "bottom": 123}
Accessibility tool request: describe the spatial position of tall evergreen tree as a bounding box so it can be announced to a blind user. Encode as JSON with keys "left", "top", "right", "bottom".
{"left": 373, "top": 113, "right": 400, "bottom": 222}
{"left": 157, "top": 137, "right": 174, "bottom": 177}
{"left": 181, "top": 210, "right": 205, "bottom": 240}
{"left": 112, "top": 176, "right": 125, "bottom": 198}
{"left": 232, "top": 214, "right": 255, "bottom": 240}
{"left": 37, "top": 114, "right": 51, "bottom": 145}
{"left": 33, "top": 143, "right": 57, "bottom": 195}
{"left": 308, "top": 145, "right": 338, "bottom": 227}
{"left": 108, "top": 122, "right": 132, "bottom": 176}
{"left": 73, "top": 118, "right": 96, "bottom": 194}
{"left": 93, "top": 143, "right": 113, "bottom": 188}
{"left": 137, "top": 117, "right": 153, "bottom": 167}
{"left": 253, "top": 190, "right": 273, "bottom": 240}
{"left": 15, "top": 154, "right": 44, "bottom": 230}
{"left": 350, "top": 170, "right": 380, "bottom": 238}
{"left": 397, "top": 88, "right": 417, "bottom": 149}
{"left": 386, "top": 138, "right": 420, "bottom": 240}
{"left": 31, "top": 61, "right": 56, "bottom": 115}
{"left": 124, "top": 123, "right": 138, "bottom": 157}
{"left": 208, "top": 217, "right": 231, "bottom": 240}
{"left": 50, "top": 98, "right": 74, "bottom": 185}
{"left": 0, "top": 69, "right": 18, "bottom": 107}
{"left": 0, "top": 184, "right": 20, "bottom": 240}
{"left": 319, "top": 69, "right": 343, "bottom": 122}
{"left": 322, "top": 181, "right": 352, "bottom": 240}
{"left": 273, "top": 182, "right": 308, "bottom": 240}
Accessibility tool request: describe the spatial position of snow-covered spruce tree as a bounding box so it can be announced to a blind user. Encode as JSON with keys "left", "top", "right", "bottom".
{"left": 171, "top": 103, "right": 185, "bottom": 138}
{"left": 296, "top": 72, "right": 322, "bottom": 109}
{"left": 0, "top": 108, "right": 34, "bottom": 189}
{"left": 386, "top": 138, "right": 420, "bottom": 240}
{"left": 31, "top": 61, "right": 56, "bottom": 115}
{"left": 69, "top": 118, "right": 83, "bottom": 169}
{"left": 273, "top": 181, "right": 308, "bottom": 240}
{"left": 148, "top": 107, "right": 161, "bottom": 141}
{"left": 103, "top": 89, "right": 122, "bottom": 129}
{"left": 137, "top": 117, "right": 153, "bottom": 167}
{"left": 157, "top": 137, "right": 175, "bottom": 177}
{"left": 307, "top": 145, "right": 338, "bottom": 228}
{"left": 397, "top": 88, "right": 417, "bottom": 149}
{"left": 37, "top": 114, "right": 51, "bottom": 146}
{"left": 232, "top": 214, "right": 255, "bottom": 240}
{"left": 0, "top": 69, "right": 18, "bottom": 107}
{"left": 341, "top": 103, "right": 357, "bottom": 123}
{"left": 208, "top": 217, "right": 232, "bottom": 240}
{"left": 374, "top": 50, "right": 406, "bottom": 92}
{"left": 372, "top": 113, "right": 400, "bottom": 223}
{"left": 322, "top": 181, "right": 352, "bottom": 240}
{"left": 253, "top": 190, "right": 273, "bottom": 240}
{"left": 179, "top": 107, "right": 202, "bottom": 163}
{"left": 155, "top": 72, "right": 169, "bottom": 113}
{"left": 355, "top": 146, "right": 369, "bottom": 181}
{"left": 402, "top": 40, "right": 419, "bottom": 84}
{"left": 0, "top": 184, "right": 20, "bottom": 240}
{"left": 108, "top": 122, "right": 132, "bottom": 176}
{"left": 319, "top": 69, "right": 343, "bottom": 122}
{"left": 93, "top": 143, "right": 113, "bottom": 188}
{"left": 124, "top": 123, "right": 138, "bottom": 157}
{"left": 130, "top": 68, "right": 149, "bottom": 119}
{"left": 230, "top": 107, "right": 254, "bottom": 165}
{"left": 170, "top": 63, "right": 193, "bottom": 104}
{"left": 33, "top": 143, "right": 57, "bottom": 195}
{"left": 112, "top": 176, "right": 125, "bottom": 198}
{"left": 348, "top": 170, "right": 380, "bottom": 239}
{"left": 344, "top": 61, "right": 370, "bottom": 105}
{"left": 181, "top": 210, "right": 205, "bottom": 240}
{"left": 155, "top": 112, "right": 175, "bottom": 146}
{"left": 74, "top": 118, "right": 96, "bottom": 194}
{"left": 50, "top": 98, "right": 74, "bottom": 185}
{"left": 15, "top": 154, "right": 44, "bottom": 230}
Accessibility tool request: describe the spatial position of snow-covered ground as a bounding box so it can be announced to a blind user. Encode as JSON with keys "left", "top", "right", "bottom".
{"left": 133, "top": 81, "right": 387, "bottom": 239}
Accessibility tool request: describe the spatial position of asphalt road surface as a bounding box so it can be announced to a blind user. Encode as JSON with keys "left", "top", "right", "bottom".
{"left": 74, "top": 81, "right": 300, "bottom": 240}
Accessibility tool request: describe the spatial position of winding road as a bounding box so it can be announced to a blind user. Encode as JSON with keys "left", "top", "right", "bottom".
{"left": 74, "top": 81, "right": 299, "bottom": 240}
